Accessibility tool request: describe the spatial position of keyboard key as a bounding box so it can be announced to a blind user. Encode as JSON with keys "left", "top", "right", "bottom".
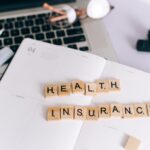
{"left": 10, "top": 45, "right": 19, "bottom": 52}
{"left": 14, "top": 36, "right": 23, "bottom": 44}
{"left": 79, "top": 46, "right": 89, "bottom": 51}
{"left": 63, "top": 35, "right": 86, "bottom": 44}
{"left": 44, "top": 40, "right": 51, "bottom": 43}
{"left": 15, "top": 21, "right": 24, "bottom": 28}
{"left": 35, "top": 18, "right": 44, "bottom": 25}
{"left": 56, "top": 30, "right": 65, "bottom": 37}
{"left": 52, "top": 25, "right": 61, "bottom": 30}
{"left": 0, "top": 24, "right": 3, "bottom": 29}
{"left": 6, "top": 18, "right": 15, "bottom": 22}
{"left": 67, "top": 28, "right": 83, "bottom": 36}
{"left": 31, "top": 26, "right": 40, "bottom": 33}
{"left": 35, "top": 33, "right": 44, "bottom": 40}
{"left": 21, "top": 28, "right": 30, "bottom": 35}
{"left": 25, "top": 35, "right": 34, "bottom": 39}
{"left": 0, "top": 19, "right": 5, "bottom": 23}
{"left": 0, "top": 40, "right": 2, "bottom": 46}
{"left": 42, "top": 24, "right": 51, "bottom": 31}
{"left": 72, "top": 20, "right": 81, "bottom": 27}
{"left": 53, "top": 39, "right": 62, "bottom": 45}
{"left": 4, "top": 38, "right": 13, "bottom": 45}
{"left": 4, "top": 23, "right": 13, "bottom": 29}
{"left": 11, "top": 29, "right": 19, "bottom": 36}
{"left": 1, "top": 31, "right": 9, "bottom": 38}
{"left": 68, "top": 44, "right": 77, "bottom": 49}
{"left": 46, "top": 32, "right": 55, "bottom": 39}
{"left": 17, "top": 16, "right": 26, "bottom": 21}
{"left": 37, "top": 13, "right": 47, "bottom": 18}
{"left": 27, "top": 15, "right": 36, "bottom": 19}
{"left": 25, "top": 20, "right": 33, "bottom": 26}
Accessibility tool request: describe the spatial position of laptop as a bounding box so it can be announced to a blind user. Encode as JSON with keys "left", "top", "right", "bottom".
{"left": 0, "top": 0, "right": 117, "bottom": 78}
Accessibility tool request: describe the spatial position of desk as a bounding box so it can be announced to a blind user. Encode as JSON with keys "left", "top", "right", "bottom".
{"left": 104, "top": 0, "right": 150, "bottom": 73}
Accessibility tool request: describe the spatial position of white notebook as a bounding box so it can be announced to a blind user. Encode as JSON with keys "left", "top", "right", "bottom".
{"left": 1, "top": 38, "right": 150, "bottom": 150}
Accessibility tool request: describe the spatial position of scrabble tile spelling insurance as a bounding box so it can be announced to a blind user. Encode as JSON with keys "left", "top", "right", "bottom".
{"left": 123, "top": 105, "right": 135, "bottom": 118}
{"left": 134, "top": 104, "right": 148, "bottom": 118}
{"left": 85, "top": 83, "right": 97, "bottom": 96}
{"left": 61, "top": 106, "right": 74, "bottom": 119}
{"left": 96, "top": 80, "right": 109, "bottom": 93}
{"left": 72, "top": 80, "right": 85, "bottom": 94}
{"left": 146, "top": 103, "right": 150, "bottom": 116}
{"left": 47, "top": 107, "right": 61, "bottom": 121}
{"left": 86, "top": 107, "right": 99, "bottom": 120}
{"left": 110, "top": 104, "right": 123, "bottom": 118}
{"left": 99, "top": 104, "right": 110, "bottom": 118}
{"left": 74, "top": 106, "right": 87, "bottom": 120}
{"left": 109, "top": 80, "right": 120, "bottom": 91}
{"left": 45, "top": 84, "right": 58, "bottom": 98}
{"left": 58, "top": 83, "right": 71, "bottom": 96}
{"left": 125, "top": 136, "right": 141, "bottom": 150}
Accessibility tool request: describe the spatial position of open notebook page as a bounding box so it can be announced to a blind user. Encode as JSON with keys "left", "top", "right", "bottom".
{"left": 0, "top": 39, "right": 107, "bottom": 150}
{"left": 74, "top": 60, "right": 150, "bottom": 150}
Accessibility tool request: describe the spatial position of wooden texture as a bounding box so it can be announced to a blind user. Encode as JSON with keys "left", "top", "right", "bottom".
{"left": 123, "top": 105, "right": 135, "bottom": 118}
{"left": 86, "top": 107, "right": 99, "bottom": 120}
{"left": 96, "top": 80, "right": 109, "bottom": 93}
{"left": 47, "top": 107, "right": 61, "bottom": 120}
{"left": 72, "top": 80, "right": 85, "bottom": 94}
{"left": 45, "top": 84, "right": 58, "bottom": 98}
{"left": 61, "top": 106, "right": 74, "bottom": 119}
{"left": 109, "top": 80, "right": 120, "bottom": 91}
{"left": 125, "top": 136, "right": 141, "bottom": 150}
{"left": 110, "top": 104, "right": 123, "bottom": 118}
{"left": 74, "top": 106, "right": 87, "bottom": 120}
{"left": 99, "top": 104, "right": 110, "bottom": 118}
{"left": 134, "top": 104, "right": 148, "bottom": 118}
{"left": 85, "top": 83, "right": 97, "bottom": 96}
{"left": 58, "top": 83, "right": 71, "bottom": 96}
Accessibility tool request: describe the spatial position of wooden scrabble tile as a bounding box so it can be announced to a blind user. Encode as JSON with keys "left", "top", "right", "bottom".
{"left": 124, "top": 136, "right": 141, "bottom": 150}
{"left": 61, "top": 106, "right": 74, "bottom": 119}
{"left": 58, "top": 83, "right": 71, "bottom": 96}
{"left": 44, "top": 84, "right": 58, "bottom": 98}
{"left": 134, "top": 104, "right": 148, "bottom": 118}
{"left": 85, "top": 83, "right": 97, "bottom": 96}
{"left": 47, "top": 107, "right": 61, "bottom": 121}
{"left": 86, "top": 107, "right": 99, "bottom": 120}
{"left": 99, "top": 104, "right": 110, "bottom": 118}
{"left": 109, "top": 79, "right": 120, "bottom": 91}
{"left": 110, "top": 104, "right": 123, "bottom": 118}
{"left": 123, "top": 105, "right": 135, "bottom": 118}
{"left": 71, "top": 80, "right": 85, "bottom": 94}
{"left": 74, "top": 106, "right": 87, "bottom": 120}
{"left": 146, "top": 103, "right": 150, "bottom": 116}
{"left": 96, "top": 80, "right": 109, "bottom": 93}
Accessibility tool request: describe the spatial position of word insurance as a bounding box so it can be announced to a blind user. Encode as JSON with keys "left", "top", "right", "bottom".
{"left": 44, "top": 79, "right": 120, "bottom": 98}
{"left": 47, "top": 103, "right": 150, "bottom": 121}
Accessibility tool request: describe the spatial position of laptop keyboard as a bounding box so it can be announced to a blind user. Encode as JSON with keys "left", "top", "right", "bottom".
{"left": 0, "top": 12, "right": 89, "bottom": 54}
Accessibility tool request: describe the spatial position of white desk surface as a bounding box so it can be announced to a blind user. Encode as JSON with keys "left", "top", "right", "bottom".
{"left": 103, "top": 0, "right": 150, "bottom": 73}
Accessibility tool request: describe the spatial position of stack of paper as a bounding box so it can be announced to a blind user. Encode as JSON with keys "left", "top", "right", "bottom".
{"left": 0, "top": 39, "right": 150, "bottom": 150}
